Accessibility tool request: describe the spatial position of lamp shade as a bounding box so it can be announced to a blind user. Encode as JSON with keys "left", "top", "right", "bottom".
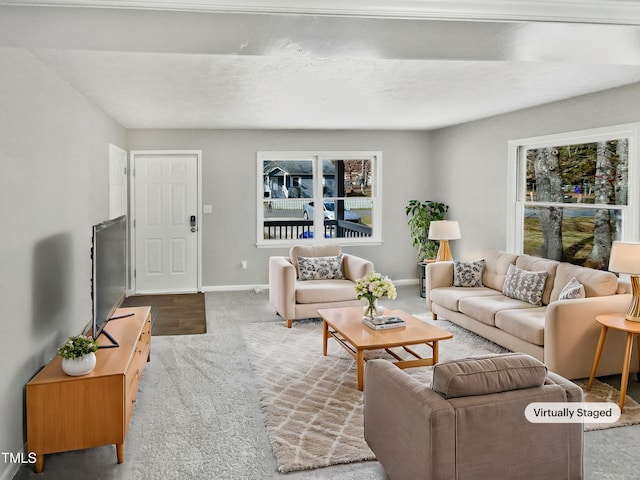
{"left": 428, "top": 220, "right": 461, "bottom": 241}
{"left": 609, "top": 241, "right": 640, "bottom": 275}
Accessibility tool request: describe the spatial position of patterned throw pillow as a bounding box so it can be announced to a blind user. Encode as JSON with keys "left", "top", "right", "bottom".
{"left": 453, "top": 260, "right": 485, "bottom": 287}
{"left": 502, "top": 264, "right": 548, "bottom": 306}
{"left": 297, "top": 255, "right": 345, "bottom": 281}
{"left": 558, "top": 276, "right": 585, "bottom": 300}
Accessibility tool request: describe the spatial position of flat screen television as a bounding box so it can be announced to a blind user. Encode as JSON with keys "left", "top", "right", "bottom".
{"left": 91, "top": 215, "right": 128, "bottom": 347}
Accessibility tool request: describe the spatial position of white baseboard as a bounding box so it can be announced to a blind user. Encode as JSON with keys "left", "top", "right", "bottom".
{"left": 0, "top": 463, "right": 20, "bottom": 480}
{"left": 200, "top": 278, "right": 418, "bottom": 292}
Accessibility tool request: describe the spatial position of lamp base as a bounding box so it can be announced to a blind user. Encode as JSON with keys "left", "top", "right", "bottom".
{"left": 435, "top": 240, "right": 452, "bottom": 262}
{"left": 625, "top": 275, "right": 640, "bottom": 322}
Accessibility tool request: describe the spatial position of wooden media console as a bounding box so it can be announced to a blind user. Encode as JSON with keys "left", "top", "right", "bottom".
{"left": 26, "top": 306, "right": 151, "bottom": 473}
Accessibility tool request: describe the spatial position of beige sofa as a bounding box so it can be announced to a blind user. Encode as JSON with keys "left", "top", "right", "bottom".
{"left": 269, "top": 245, "right": 373, "bottom": 327}
{"left": 365, "top": 354, "right": 584, "bottom": 480}
{"left": 427, "top": 249, "right": 633, "bottom": 379}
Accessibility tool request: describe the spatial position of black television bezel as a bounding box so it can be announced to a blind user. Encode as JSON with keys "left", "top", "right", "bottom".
{"left": 91, "top": 215, "right": 127, "bottom": 346}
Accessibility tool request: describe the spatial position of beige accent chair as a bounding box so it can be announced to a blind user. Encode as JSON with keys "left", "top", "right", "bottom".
{"left": 269, "top": 245, "right": 374, "bottom": 327}
{"left": 364, "top": 353, "right": 584, "bottom": 480}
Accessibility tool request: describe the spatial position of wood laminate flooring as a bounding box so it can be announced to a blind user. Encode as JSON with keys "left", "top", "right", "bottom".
{"left": 120, "top": 293, "right": 206, "bottom": 336}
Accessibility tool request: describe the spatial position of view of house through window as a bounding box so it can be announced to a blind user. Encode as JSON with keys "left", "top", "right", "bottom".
{"left": 519, "top": 138, "right": 629, "bottom": 270}
{"left": 258, "top": 152, "right": 380, "bottom": 245}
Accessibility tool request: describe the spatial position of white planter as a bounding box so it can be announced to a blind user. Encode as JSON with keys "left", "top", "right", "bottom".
{"left": 61, "top": 352, "right": 97, "bottom": 376}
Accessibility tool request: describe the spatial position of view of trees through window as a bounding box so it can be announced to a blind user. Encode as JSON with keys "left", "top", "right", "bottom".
{"left": 523, "top": 139, "right": 628, "bottom": 270}
{"left": 260, "top": 154, "right": 378, "bottom": 243}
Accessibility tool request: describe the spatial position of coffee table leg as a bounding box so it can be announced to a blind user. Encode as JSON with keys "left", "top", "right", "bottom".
{"left": 322, "top": 320, "right": 328, "bottom": 356}
{"left": 357, "top": 350, "right": 364, "bottom": 391}
{"left": 432, "top": 340, "right": 439, "bottom": 364}
{"left": 587, "top": 326, "right": 608, "bottom": 391}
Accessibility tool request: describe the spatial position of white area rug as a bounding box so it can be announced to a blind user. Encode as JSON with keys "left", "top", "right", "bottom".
{"left": 241, "top": 315, "right": 640, "bottom": 473}
{"left": 240, "top": 316, "right": 509, "bottom": 473}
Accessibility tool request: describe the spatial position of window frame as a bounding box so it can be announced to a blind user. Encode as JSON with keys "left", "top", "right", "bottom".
{"left": 257, "top": 151, "right": 383, "bottom": 247}
{"left": 507, "top": 123, "right": 640, "bottom": 256}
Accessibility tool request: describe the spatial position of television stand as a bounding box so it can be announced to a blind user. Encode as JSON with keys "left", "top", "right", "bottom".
{"left": 26, "top": 306, "right": 151, "bottom": 473}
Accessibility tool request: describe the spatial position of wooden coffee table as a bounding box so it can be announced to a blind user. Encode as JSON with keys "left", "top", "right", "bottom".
{"left": 318, "top": 306, "right": 453, "bottom": 391}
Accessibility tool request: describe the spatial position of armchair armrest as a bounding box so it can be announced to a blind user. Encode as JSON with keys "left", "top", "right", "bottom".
{"left": 426, "top": 261, "right": 454, "bottom": 310}
{"left": 544, "top": 293, "right": 633, "bottom": 379}
{"left": 268, "top": 256, "right": 297, "bottom": 321}
{"left": 342, "top": 254, "right": 374, "bottom": 281}
{"left": 364, "top": 359, "right": 455, "bottom": 480}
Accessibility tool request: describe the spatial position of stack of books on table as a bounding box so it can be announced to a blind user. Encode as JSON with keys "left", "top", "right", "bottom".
{"left": 364, "top": 315, "right": 406, "bottom": 330}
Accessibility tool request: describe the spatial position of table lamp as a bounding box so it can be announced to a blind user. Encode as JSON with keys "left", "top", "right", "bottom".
{"left": 428, "top": 220, "right": 461, "bottom": 262}
{"left": 608, "top": 241, "right": 640, "bottom": 321}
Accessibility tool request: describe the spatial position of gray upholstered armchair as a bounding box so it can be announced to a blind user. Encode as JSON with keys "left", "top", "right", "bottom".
{"left": 269, "top": 245, "right": 374, "bottom": 327}
{"left": 364, "top": 353, "right": 584, "bottom": 480}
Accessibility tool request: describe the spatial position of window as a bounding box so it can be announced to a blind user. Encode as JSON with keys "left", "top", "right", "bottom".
{"left": 508, "top": 124, "right": 639, "bottom": 270}
{"left": 258, "top": 151, "right": 382, "bottom": 246}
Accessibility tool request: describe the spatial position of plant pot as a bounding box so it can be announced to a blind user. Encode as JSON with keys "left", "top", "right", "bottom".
{"left": 61, "top": 352, "right": 96, "bottom": 376}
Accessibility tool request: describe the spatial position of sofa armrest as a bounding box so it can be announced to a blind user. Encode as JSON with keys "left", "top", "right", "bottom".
{"left": 364, "top": 359, "right": 455, "bottom": 480}
{"left": 342, "top": 254, "right": 373, "bottom": 281}
{"left": 544, "top": 294, "right": 632, "bottom": 379}
{"left": 268, "top": 256, "right": 297, "bottom": 320}
{"left": 426, "top": 261, "right": 454, "bottom": 310}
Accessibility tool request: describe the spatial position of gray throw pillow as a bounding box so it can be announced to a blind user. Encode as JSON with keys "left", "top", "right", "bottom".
{"left": 453, "top": 260, "right": 485, "bottom": 287}
{"left": 558, "top": 276, "right": 585, "bottom": 300}
{"left": 502, "top": 264, "right": 548, "bottom": 306}
{"left": 296, "top": 255, "right": 344, "bottom": 281}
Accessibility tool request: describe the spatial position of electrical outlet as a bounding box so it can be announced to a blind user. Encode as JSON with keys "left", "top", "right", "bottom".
{"left": 241, "top": 261, "right": 247, "bottom": 270}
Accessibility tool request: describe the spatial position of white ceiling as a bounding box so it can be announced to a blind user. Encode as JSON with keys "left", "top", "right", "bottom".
{"left": 3, "top": 0, "right": 640, "bottom": 130}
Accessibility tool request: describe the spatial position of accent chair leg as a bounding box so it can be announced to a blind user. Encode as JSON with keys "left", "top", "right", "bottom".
{"left": 286, "top": 319, "right": 293, "bottom": 328}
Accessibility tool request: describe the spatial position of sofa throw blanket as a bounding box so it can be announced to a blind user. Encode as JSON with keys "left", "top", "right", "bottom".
{"left": 502, "top": 264, "right": 548, "bottom": 306}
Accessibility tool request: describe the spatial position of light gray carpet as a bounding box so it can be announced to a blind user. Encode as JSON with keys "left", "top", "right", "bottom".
{"left": 11, "top": 287, "right": 640, "bottom": 480}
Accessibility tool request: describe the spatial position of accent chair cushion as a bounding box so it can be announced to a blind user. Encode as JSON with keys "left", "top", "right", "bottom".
{"left": 296, "top": 255, "right": 345, "bottom": 280}
{"left": 558, "top": 276, "right": 586, "bottom": 300}
{"left": 431, "top": 353, "right": 548, "bottom": 399}
{"left": 453, "top": 260, "right": 485, "bottom": 287}
{"left": 502, "top": 264, "right": 548, "bottom": 306}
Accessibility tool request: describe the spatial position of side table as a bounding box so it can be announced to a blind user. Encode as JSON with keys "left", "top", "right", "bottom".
{"left": 417, "top": 260, "right": 436, "bottom": 298}
{"left": 587, "top": 313, "right": 640, "bottom": 412}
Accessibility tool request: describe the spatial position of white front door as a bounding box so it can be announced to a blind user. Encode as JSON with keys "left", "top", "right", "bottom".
{"left": 132, "top": 151, "right": 200, "bottom": 294}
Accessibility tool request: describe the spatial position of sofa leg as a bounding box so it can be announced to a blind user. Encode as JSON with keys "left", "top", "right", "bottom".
{"left": 286, "top": 319, "right": 293, "bottom": 328}
{"left": 432, "top": 312, "right": 438, "bottom": 320}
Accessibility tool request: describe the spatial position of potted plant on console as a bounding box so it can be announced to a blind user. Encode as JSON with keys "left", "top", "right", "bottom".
{"left": 57, "top": 335, "right": 98, "bottom": 376}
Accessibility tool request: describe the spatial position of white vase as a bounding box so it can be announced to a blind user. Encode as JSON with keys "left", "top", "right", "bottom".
{"left": 61, "top": 352, "right": 96, "bottom": 376}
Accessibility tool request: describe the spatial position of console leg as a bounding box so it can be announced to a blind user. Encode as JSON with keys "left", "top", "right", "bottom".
{"left": 116, "top": 443, "right": 124, "bottom": 464}
{"left": 34, "top": 454, "right": 44, "bottom": 474}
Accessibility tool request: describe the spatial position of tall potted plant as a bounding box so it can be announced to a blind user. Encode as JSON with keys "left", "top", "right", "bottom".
{"left": 405, "top": 200, "right": 448, "bottom": 261}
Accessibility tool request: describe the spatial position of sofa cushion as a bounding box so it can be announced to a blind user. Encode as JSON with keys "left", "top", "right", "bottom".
{"left": 289, "top": 245, "right": 341, "bottom": 277}
{"left": 453, "top": 260, "right": 485, "bottom": 287}
{"left": 515, "top": 255, "right": 559, "bottom": 305}
{"left": 550, "top": 262, "right": 618, "bottom": 302}
{"left": 482, "top": 250, "right": 518, "bottom": 291}
{"left": 495, "top": 307, "right": 546, "bottom": 346}
{"left": 430, "top": 287, "right": 502, "bottom": 312}
{"left": 295, "top": 279, "right": 357, "bottom": 304}
{"left": 296, "top": 255, "right": 345, "bottom": 280}
{"left": 558, "top": 277, "right": 586, "bottom": 300}
{"left": 459, "top": 294, "right": 538, "bottom": 326}
{"left": 503, "top": 264, "right": 548, "bottom": 306}
{"left": 432, "top": 353, "right": 548, "bottom": 399}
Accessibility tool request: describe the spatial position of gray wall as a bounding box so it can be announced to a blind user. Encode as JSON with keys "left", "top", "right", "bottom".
{"left": 127, "top": 129, "right": 434, "bottom": 287}
{"left": 0, "top": 48, "right": 126, "bottom": 479}
{"left": 430, "top": 82, "right": 640, "bottom": 261}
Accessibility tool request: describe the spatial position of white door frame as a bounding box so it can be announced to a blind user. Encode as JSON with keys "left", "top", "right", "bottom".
{"left": 130, "top": 150, "right": 203, "bottom": 294}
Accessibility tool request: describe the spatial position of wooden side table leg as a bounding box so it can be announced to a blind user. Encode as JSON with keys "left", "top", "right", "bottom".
{"left": 357, "top": 350, "right": 364, "bottom": 391}
{"left": 587, "top": 326, "right": 608, "bottom": 391}
{"left": 619, "top": 333, "right": 635, "bottom": 412}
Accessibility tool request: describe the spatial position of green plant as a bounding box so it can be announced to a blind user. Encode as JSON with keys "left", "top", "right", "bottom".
{"left": 56, "top": 335, "right": 98, "bottom": 359}
{"left": 405, "top": 200, "right": 448, "bottom": 261}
